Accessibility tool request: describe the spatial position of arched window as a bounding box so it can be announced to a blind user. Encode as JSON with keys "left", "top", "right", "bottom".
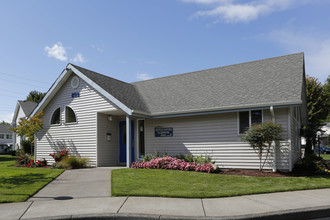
{"left": 51, "top": 108, "right": 61, "bottom": 125}
{"left": 65, "top": 106, "right": 77, "bottom": 123}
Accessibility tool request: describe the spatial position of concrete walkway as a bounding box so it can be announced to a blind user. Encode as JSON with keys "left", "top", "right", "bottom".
{"left": 1, "top": 168, "right": 330, "bottom": 219}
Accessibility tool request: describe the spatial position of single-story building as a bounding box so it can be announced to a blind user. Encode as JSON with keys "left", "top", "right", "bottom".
{"left": 12, "top": 100, "right": 38, "bottom": 150}
{"left": 0, "top": 124, "right": 14, "bottom": 153}
{"left": 320, "top": 122, "right": 330, "bottom": 146}
{"left": 32, "top": 52, "right": 307, "bottom": 171}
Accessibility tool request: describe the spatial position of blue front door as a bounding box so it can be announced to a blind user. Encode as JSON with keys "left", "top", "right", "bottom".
{"left": 119, "top": 121, "right": 135, "bottom": 163}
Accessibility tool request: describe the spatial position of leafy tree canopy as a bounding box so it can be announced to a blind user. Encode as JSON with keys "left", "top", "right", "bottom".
{"left": 304, "top": 76, "right": 329, "bottom": 155}
{"left": 10, "top": 111, "right": 44, "bottom": 144}
{"left": 25, "top": 90, "right": 46, "bottom": 103}
{"left": 324, "top": 75, "right": 330, "bottom": 122}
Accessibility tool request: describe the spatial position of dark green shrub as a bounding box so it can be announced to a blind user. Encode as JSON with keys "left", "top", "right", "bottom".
{"left": 10, "top": 150, "right": 16, "bottom": 156}
{"left": 293, "top": 154, "right": 319, "bottom": 174}
{"left": 21, "top": 140, "right": 33, "bottom": 154}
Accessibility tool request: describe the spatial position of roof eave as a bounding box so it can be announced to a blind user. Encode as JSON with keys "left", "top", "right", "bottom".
{"left": 132, "top": 101, "right": 303, "bottom": 118}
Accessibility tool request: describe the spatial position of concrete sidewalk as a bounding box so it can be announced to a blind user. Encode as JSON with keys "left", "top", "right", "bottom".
{"left": 2, "top": 188, "right": 330, "bottom": 219}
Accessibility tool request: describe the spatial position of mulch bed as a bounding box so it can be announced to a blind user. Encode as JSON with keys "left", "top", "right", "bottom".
{"left": 218, "top": 169, "right": 313, "bottom": 177}
{"left": 10, "top": 165, "right": 52, "bottom": 169}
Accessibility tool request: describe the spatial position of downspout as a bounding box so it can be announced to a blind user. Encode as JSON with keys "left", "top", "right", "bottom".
{"left": 270, "top": 106, "right": 276, "bottom": 172}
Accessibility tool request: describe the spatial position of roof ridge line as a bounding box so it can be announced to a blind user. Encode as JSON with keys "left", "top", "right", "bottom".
{"left": 131, "top": 52, "right": 304, "bottom": 84}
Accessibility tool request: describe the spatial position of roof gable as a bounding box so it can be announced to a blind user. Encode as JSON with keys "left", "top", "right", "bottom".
{"left": 18, "top": 101, "right": 38, "bottom": 116}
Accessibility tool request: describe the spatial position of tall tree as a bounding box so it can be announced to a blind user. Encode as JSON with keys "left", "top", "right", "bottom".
{"left": 324, "top": 75, "right": 330, "bottom": 122}
{"left": 25, "top": 90, "right": 46, "bottom": 103}
{"left": 304, "top": 76, "right": 329, "bottom": 155}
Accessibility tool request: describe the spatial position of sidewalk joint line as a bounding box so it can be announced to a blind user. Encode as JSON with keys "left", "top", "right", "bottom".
{"left": 19, "top": 201, "right": 34, "bottom": 220}
{"left": 201, "top": 198, "right": 206, "bottom": 217}
{"left": 117, "top": 196, "right": 129, "bottom": 213}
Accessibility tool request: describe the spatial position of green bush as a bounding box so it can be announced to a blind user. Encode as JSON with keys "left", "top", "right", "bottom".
{"left": 176, "top": 154, "right": 214, "bottom": 164}
{"left": 141, "top": 152, "right": 168, "bottom": 162}
{"left": 10, "top": 150, "right": 16, "bottom": 156}
{"left": 293, "top": 154, "right": 319, "bottom": 173}
{"left": 55, "top": 156, "right": 89, "bottom": 169}
{"left": 21, "top": 140, "right": 33, "bottom": 154}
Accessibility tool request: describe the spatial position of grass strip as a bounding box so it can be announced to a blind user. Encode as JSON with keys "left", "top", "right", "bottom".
{"left": 112, "top": 168, "right": 330, "bottom": 198}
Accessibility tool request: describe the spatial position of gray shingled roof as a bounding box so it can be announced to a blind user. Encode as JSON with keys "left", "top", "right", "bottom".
{"left": 73, "top": 53, "right": 305, "bottom": 115}
{"left": 0, "top": 124, "right": 11, "bottom": 133}
{"left": 18, "top": 101, "right": 38, "bottom": 117}
{"left": 71, "top": 65, "right": 150, "bottom": 112}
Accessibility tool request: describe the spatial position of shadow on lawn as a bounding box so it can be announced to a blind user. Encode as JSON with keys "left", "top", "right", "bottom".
{"left": 0, "top": 173, "right": 52, "bottom": 187}
{"left": 0, "top": 156, "right": 16, "bottom": 163}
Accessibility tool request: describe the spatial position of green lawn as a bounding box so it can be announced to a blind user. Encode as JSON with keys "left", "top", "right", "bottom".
{"left": 321, "top": 154, "right": 330, "bottom": 161}
{"left": 0, "top": 155, "right": 63, "bottom": 203}
{"left": 112, "top": 168, "right": 330, "bottom": 198}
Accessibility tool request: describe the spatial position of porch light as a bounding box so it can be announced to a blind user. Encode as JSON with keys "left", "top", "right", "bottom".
{"left": 107, "top": 116, "right": 113, "bottom": 122}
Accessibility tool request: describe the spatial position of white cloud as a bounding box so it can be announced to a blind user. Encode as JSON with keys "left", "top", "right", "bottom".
{"left": 0, "top": 113, "right": 14, "bottom": 123}
{"left": 267, "top": 29, "right": 330, "bottom": 82}
{"left": 91, "top": 44, "right": 104, "bottom": 53}
{"left": 44, "top": 42, "right": 68, "bottom": 61}
{"left": 72, "top": 53, "right": 87, "bottom": 63}
{"left": 136, "top": 73, "right": 154, "bottom": 81}
{"left": 184, "top": 0, "right": 298, "bottom": 23}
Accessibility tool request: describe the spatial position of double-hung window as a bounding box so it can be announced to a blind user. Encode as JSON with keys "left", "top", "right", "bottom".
{"left": 239, "top": 110, "right": 262, "bottom": 134}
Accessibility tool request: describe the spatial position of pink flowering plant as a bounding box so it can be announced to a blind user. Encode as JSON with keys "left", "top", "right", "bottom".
{"left": 131, "top": 156, "right": 215, "bottom": 173}
{"left": 49, "top": 149, "right": 69, "bottom": 162}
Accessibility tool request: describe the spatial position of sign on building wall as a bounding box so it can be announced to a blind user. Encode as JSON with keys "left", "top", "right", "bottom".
{"left": 155, "top": 127, "right": 173, "bottom": 137}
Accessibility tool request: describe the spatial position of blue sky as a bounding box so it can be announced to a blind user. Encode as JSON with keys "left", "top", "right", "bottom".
{"left": 0, "top": 0, "right": 329, "bottom": 122}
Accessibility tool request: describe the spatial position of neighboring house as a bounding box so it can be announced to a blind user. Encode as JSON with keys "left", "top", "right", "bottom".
{"left": 0, "top": 124, "right": 14, "bottom": 153}
{"left": 12, "top": 100, "right": 38, "bottom": 149}
{"left": 320, "top": 123, "right": 330, "bottom": 146}
{"left": 31, "top": 52, "right": 307, "bottom": 171}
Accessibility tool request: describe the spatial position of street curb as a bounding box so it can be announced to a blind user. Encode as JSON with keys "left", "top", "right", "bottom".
{"left": 21, "top": 205, "right": 330, "bottom": 220}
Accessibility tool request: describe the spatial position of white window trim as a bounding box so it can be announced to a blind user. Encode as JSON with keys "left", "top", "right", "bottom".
{"left": 237, "top": 109, "right": 263, "bottom": 135}
{"left": 50, "top": 107, "right": 61, "bottom": 126}
{"left": 64, "top": 106, "right": 78, "bottom": 125}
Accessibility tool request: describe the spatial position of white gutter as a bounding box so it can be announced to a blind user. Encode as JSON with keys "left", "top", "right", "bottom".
{"left": 270, "top": 106, "right": 277, "bottom": 172}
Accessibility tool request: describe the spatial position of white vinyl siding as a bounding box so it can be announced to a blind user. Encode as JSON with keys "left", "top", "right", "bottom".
{"left": 35, "top": 73, "right": 118, "bottom": 166}
{"left": 97, "top": 113, "right": 119, "bottom": 166}
{"left": 145, "top": 108, "right": 291, "bottom": 170}
{"left": 14, "top": 107, "right": 26, "bottom": 149}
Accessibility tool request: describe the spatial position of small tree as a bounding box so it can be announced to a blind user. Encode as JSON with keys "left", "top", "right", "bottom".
{"left": 241, "top": 122, "right": 284, "bottom": 171}
{"left": 11, "top": 111, "right": 44, "bottom": 154}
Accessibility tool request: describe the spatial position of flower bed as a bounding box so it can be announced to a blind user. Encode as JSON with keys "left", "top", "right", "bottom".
{"left": 27, "top": 158, "right": 47, "bottom": 168}
{"left": 315, "top": 158, "right": 330, "bottom": 174}
{"left": 131, "top": 156, "right": 215, "bottom": 173}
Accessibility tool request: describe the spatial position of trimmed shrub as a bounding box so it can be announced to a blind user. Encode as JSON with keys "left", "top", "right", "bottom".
{"left": 55, "top": 156, "right": 89, "bottom": 169}
{"left": 132, "top": 156, "right": 215, "bottom": 173}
